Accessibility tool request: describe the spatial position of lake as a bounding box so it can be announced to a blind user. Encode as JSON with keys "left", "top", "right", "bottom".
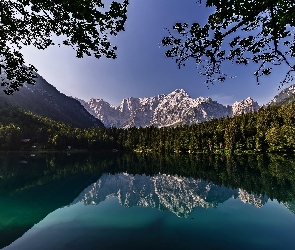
{"left": 0, "top": 152, "right": 295, "bottom": 249}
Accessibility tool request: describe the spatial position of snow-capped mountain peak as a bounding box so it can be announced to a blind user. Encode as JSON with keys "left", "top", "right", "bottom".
{"left": 78, "top": 89, "right": 260, "bottom": 128}
{"left": 232, "top": 97, "right": 260, "bottom": 115}
{"left": 169, "top": 88, "right": 189, "bottom": 97}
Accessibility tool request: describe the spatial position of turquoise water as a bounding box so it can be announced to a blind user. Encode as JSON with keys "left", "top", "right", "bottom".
{"left": 4, "top": 198, "right": 295, "bottom": 249}
{"left": 1, "top": 152, "right": 295, "bottom": 249}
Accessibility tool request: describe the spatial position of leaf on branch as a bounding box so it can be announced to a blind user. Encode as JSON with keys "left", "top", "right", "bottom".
{"left": 262, "top": 68, "right": 272, "bottom": 75}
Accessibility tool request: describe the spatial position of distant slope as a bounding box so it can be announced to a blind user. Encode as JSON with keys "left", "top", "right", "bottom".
{"left": 268, "top": 84, "right": 295, "bottom": 106}
{"left": 0, "top": 74, "right": 104, "bottom": 128}
{"left": 0, "top": 96, "right": 73, "bottom": 138}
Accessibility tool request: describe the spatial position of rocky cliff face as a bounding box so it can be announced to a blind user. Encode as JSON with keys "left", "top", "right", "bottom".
{"left": 72, "top": 173, "right": 270, "bottom": 218}
{"left": 79, "top": 89, "right": 259, "bottom": 128}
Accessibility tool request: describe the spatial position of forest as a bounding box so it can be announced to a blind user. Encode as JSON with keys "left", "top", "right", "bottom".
{"left": 0, "top": 97, "right": 295, "bottom": 153}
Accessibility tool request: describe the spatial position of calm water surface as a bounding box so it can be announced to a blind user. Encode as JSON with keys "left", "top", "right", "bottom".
{"left": 0, "top": 152, "right": 295, "bottom": 249}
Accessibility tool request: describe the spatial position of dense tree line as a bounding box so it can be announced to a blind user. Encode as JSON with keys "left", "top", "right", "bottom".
{"left": 0, "top": 97, "right": 295, "bottom": 153}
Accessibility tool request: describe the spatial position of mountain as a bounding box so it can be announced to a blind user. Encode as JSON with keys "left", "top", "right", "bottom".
{"left": 282, "top": 202, "right": 295, "bottom": 214}
{"left": 232, "top": 97, "right": 260, "bottom": 115}
{"left": 0, "top": 74, "right": 104, "bottom": 128}
{"left": 72, "top": 173, "right": 269, "bottom": 218}
{"left": 268, "top": 84, "right": 295, "bottom": 106}
{"left": 238, "top": 189, "right": 268, "bottom": 208}
{"left": 79, "top": 89, "right": 259, "bottom": 128}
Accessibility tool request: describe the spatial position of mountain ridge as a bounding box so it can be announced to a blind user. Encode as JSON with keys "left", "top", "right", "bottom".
{"left": 79, "top": 89, "right": 260, "bottom": 128}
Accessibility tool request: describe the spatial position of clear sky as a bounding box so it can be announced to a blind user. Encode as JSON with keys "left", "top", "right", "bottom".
{"left": 19, "top": 0, "right": 291, "bottom": 106}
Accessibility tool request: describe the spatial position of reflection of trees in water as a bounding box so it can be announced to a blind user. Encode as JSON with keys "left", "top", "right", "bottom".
{"left": 118, "top": 153, "right": 295, "bottom": 204}
{"left": 0, "top": 152, "right": 295, "bottom": 204}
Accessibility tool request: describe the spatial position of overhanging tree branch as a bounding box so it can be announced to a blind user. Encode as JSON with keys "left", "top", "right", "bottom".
{"left": 161, "top": 0, "right": 295, "bottom": 88}
{"left": 0, "top": 0, "right": 129, "bottom": 94}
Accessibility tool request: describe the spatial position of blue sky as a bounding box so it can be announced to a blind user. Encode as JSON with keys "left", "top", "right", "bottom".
{"left": 20, "top": 0, "right": 289, "bottom": 106}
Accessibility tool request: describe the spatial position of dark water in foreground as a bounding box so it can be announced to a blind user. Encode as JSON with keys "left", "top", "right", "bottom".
{"left": 0, "top": 152, "right": 295, "bottom": 249}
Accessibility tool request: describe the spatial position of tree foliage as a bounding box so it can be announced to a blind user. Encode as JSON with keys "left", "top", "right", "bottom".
{"left": 161, "top": 0, "right": 295, "bottom": 87}
{"left": 0, "top": 0, "right": 128, "bottom": 94}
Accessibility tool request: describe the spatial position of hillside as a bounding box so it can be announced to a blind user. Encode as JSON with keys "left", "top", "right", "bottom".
{"left": 268, "top": 84, "right": 295, "bottom": 106}
{"left": 0, "top": 74, "right": 104, "bottom": 128}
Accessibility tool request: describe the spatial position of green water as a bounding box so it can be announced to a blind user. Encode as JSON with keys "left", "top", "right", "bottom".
{"left": 0, "top": 152, "right": 295, "bottom": 249}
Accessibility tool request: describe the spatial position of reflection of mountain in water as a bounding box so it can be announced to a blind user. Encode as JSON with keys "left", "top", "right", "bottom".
{"left": 283, "top": 202, "right": 295, "bottom": 214}
{"left": 238, "top": 189, "right": 269, "bottom": 208}
{"left": 72, "top": 173, "right": 269, "bottom": 218}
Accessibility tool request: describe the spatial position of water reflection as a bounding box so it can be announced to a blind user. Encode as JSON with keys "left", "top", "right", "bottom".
{"left": 72, "top": 173, "right": 271, "bottom": 218}
{"left": 4, "top": 173, "right": 295, "bottom": 250}
{"left": 0, "top": 152, "right": 295, "bottom": 249}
